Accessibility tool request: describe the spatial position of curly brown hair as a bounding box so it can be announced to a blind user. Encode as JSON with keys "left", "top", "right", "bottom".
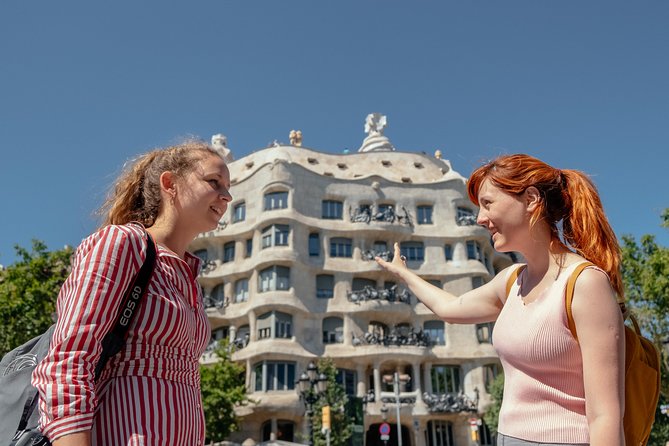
{"left": 98, "top": 140, "right": 222, "bottom": 228}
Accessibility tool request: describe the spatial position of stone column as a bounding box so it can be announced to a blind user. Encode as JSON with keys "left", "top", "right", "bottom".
{"left": 248, "top": 309, "right": 257, "bottom": 342}
{"left": 423, "top": 362, "right": 432, "bottom": 394}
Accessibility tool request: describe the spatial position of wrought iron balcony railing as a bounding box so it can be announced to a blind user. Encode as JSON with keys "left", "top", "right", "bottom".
{"left": 422, "top": 390, "right": 478, "bottom": 413}
{"left": 346, "top": 285, "right": 411, "bottom": 304}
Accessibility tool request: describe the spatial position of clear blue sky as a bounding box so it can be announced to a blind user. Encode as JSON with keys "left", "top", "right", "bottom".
{"left": 1, "top": 1, "right": 667, "bottom": 266}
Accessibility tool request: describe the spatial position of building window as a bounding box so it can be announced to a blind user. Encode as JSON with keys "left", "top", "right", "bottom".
{"left": 211, "top": 326, "right": 229, "bottom": 341}
{"left": 233, "top": 202, "right": 246, "bottom": 223}
{"left": 444, "top": 244, "right": 453, "bottom": 261}
{"left": 456, "top": 206, "right": 477, "bottom": 226}
{"left": 373, "top": 240, "right": 388, "bottom": 253}
{"left": 246, "top": 238, "right": 253, "bottom": 257}
{"left": 253, "top": 361, "right": 296, "bottom": 392}
{"left": 400, "top": 241, "right": 424, "bottom": 261}
{"left": 223, "top": 241, "right": 235, "bottom": 263}
{"left": 476, "top": 322, "right": 495, "bottom": 343}
{"left": 193, "top": 249, "right": 208, "bottom": 263}
{"left": 472, "top": 276, "right": 485, "bottom": 289}
{"left": 479, "top": 421, "right": 495, "bottom": 446}
{"left": 234, "top": 278, "right": 249, "bottom": 303}
{"left": 257, "top": 311, "right": 292, "bottom": 339}
{"left": 378, "top": 203, "right": 394, "bottom": 214}
{"left": 483, "top": 363, "right": 502, "bottom": 393}
{"left": 262, "top": 420, "right": 295, "bottom": 443}
{"left": 262, "top": 224, "right": 290, "bottom": 249}
{"left": 417, "top": 205, "right": 433, "bottom": 224}
{"left": 259, "top": 266, "right": 290, "bottom": 292}
{"left": 426, "top": 420, "right": 454, "bottom": 446}
{"left": 235, "top": 324, "right": 250, "bottom": 346}
{"left": 316, "top": 274, "right": 335, "bottom": 298}
{"left": 322, "top": 200, "right": 343, "bottom": 219}
{"left": 352, "top": 277, "right": 376, "bottom": 291}
{"left": 309, "top": 233, "right": 320, "bottom": 257}
{"left": 211, "top": 283, "right": 225, "bottom": 306}
{"left": 336, "top": 369, "right": 357, "bottom": 396}
{"left": 431, "top": 365, "right": 461, "bottom": 394}
{"left": 264, "top": 191, "right": 288, "bottom": 210}
{"left": 330, "top": 237, "right": 352, "bottom": 258}
{"left": 467, "top": 240, "right": 482, "bottom": 261}
{"left": 424, "top": 320, "right": 445, "bottom": 346}
{"left": 322, "top": 317, "right": 344, "bottom": 344}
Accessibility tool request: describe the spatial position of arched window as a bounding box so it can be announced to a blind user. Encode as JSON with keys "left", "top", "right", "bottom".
{"left": 261, "top": 420, "right": 295, "bottom": 442}
{"left": 426, "top": 420, "right": 454, "bottom": 446}
{"left": 234, "top": 278, "right": 249, "bottom": 303}
{"left": 483, "top": 363, "right": 502, "bottom": 393}
{"left": 264, "top": 191, "right": 288, "bottom": 210}
{"left": 259, "top": 266, "right": 290, "bottom": 292}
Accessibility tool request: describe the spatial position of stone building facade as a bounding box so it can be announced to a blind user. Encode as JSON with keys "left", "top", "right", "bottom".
{"left": 192, "top": 120, "right": 513, "bottom": 446}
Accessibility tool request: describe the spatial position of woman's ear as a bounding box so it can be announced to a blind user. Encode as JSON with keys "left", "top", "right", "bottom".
{"left": 524, "top": 186, "right": 541, "bottom": 212}
{"left": 159, "top": 171, "right": 177, "bottom": 199}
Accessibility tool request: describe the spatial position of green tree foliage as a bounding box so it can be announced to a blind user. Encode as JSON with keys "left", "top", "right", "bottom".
{"left": 482, "top": 374, "right": 504, "bottom": 434}
{"left": 200, "top": 340, "right": 252, "bottom": 443}
{"left": 620, "top": 209, "right": 669, "bottom": 444}
{"left": 302, "top": 358, "right": 354, "bottom": 446}
{"left": 0, "top": 240, "right": 73, "bottom": 356}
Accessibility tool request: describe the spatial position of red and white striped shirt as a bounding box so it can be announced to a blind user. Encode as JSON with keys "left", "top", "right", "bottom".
{"left": 32, "top": 223, "right": 211, "bottom": 445}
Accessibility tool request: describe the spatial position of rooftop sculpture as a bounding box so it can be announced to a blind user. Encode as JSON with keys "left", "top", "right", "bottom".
{"left": 358, "top": 113, "right": 396, "bottom": 153}
{"left": 211, "top": 133, "right": 234, "bottom": 163}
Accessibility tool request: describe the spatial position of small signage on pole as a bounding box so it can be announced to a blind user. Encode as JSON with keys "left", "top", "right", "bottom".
{"left": 379, "top": 422, "right": 390, "bottom": 441}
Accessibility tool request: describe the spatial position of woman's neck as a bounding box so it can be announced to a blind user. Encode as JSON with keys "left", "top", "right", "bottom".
{"left": 147, "top": 219, "right": 195, "bottom": 259}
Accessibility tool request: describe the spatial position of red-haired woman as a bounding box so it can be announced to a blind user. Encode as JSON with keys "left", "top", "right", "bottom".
{"left": 32, "top": 141, "right": 232, "bottom": 446}
{"left": 377, "top": 154, "right": 624, "bottom": 446}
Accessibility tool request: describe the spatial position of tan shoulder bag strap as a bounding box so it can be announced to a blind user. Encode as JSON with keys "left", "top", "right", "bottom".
{"left": 505, "top": 264, "right": 527, "bottom": 297}
{"left": 565, "top": 262, "right": 596, "bottom": 342}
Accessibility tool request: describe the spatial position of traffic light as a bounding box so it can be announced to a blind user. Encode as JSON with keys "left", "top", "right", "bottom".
{"left": 322, "top": 405, "right": 331, "bottom": 430}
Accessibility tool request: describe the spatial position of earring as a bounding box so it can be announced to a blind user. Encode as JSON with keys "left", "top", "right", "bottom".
{"left": 169, "top": 190, "right": 176, "bottom": 206}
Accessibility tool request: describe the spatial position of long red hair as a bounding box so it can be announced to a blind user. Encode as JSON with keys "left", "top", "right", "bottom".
{"left": 467, "top": 154, "right": 623, "bottom": 299}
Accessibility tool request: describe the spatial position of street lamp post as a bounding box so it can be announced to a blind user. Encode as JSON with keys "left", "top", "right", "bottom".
{"left": 297, "top": 361, "right": 328, "bottom": 446}
{"left": 383, "top": 372, "right": 411, "bottom": 446}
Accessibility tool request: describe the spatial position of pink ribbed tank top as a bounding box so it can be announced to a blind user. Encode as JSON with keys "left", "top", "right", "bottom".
{"left": 493, "top": 262, "right": 597, "bottom": 443}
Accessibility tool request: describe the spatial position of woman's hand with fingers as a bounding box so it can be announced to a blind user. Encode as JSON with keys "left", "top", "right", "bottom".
{"left": 375, "top": 242, "right": 408, "bottom": 280}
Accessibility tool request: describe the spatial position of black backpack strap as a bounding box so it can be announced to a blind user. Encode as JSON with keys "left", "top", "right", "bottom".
{"left": 94, "top": 231, "right": 157, "bottom": 380}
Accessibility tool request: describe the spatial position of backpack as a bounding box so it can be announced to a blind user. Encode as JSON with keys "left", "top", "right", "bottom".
{"left": 506, "top": 262, "right": 661, "bottom": 446}
{"left": 0, "top": 232, "right": 156, "bottom": 446}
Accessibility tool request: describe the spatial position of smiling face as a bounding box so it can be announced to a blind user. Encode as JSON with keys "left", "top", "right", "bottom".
{"left": 176, "top": 153, "right": 232, "bottom": 234}
{"left": 476, "top": 179, "right": 531, "bottom": 252}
